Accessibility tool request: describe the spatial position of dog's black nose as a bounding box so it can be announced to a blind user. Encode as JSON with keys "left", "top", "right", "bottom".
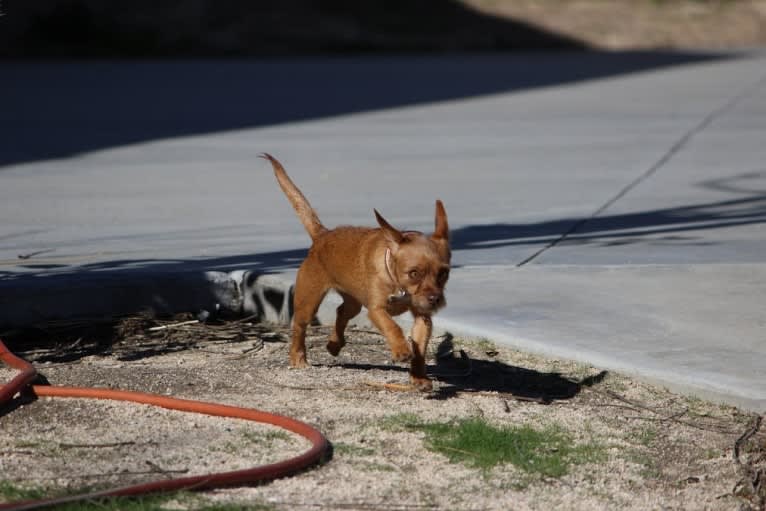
{"left": 427, "top": 294, "right": 441, "bottom": 306}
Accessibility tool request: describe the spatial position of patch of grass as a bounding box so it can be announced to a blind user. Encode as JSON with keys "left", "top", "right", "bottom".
{"left": 568, "top": 363, "right": 599, "bottom": 382}
{"left": 360, "top": 461, "right": 398, "bottom": 472}
{"left": 378, "top": 412, "right": 421, "bottom": 432}
{"left": 195, "top": 502, "right": 276, "bottom": 511}
{"left": 333, "top": 442, "right": 375, "bottom": 457}
{"left": 473, "top": 337, "right": 498, "bottom": 354}
{"left": 0, "top": 481, "right": 47, "bottom": 501}
{"left": 402, "top": 417, "right": 605, "bottom": 477}
{"left": 59, "top": 495, "right": 178, "bottom": 510}
{"left": 627, "top": 450, "right": 662, "bottom": 480}
{"left": 217, "top": 427, "right": 292, "bottom": 454}
{"left": 12, "top": 439, "right": 60, "bottom": 457}
{"left": 634, "top": 427, "right": 658, "bottom": 447}
{"left": 100, "top": 494, "right": 276, "bottom": 511}
{"left": 0, "top": 486, "right": 274, "bottom": 511}
{"left": 702, "top": 447, "right": 721, "bottom": 460}
{"left": 602, "top": 373, "right": 630, "bottom": 393}
{"left": 683, "top": 394, "right": 717, "bottom": 417}
{"left": 0, "top": 482, "right": 167, "bottom": 510}
{"left": 241, "top": 428, "right": 291, "bottom": 444}
{"left": 13, "top": 440, "right": 44, "bottom": 449}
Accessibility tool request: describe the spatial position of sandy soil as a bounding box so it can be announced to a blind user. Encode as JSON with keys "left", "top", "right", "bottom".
{"left": 1, "top": 316, "right": 764, "bottom": 510}
{"left": 3, "top": 0, "right": 765, "bottom": 58}
{"left": 468, "top": 0, "right": 766, "bottom": 50}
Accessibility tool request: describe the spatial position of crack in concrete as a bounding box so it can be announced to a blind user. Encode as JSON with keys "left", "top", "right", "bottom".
{"left": 516, "top": 67, "right": 766, "bottom": 267}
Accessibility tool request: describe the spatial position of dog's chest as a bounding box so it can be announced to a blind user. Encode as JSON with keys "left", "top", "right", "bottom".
{"left": 385, "top": 300, "right": 410, "bottom": 317}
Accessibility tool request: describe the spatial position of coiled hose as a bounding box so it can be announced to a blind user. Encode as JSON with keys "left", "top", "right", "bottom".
{"left": 0, "top": 338, "right": 328, "bottom": 510}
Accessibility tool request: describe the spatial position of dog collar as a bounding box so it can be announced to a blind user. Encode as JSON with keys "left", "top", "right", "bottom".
{"left": 385, "top": 248, "right": 409, "bottom": 304}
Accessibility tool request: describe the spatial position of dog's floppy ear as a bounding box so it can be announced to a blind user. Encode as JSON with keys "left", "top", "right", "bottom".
{"left": 432, "top": 200, "right": 449, "bottom": 241}
{"left": 374, "top": 209, "right": 404, "bottom": 244}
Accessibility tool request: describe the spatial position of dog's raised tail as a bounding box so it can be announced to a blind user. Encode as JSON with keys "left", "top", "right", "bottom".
{"left": 260, "top": 153, "right": 326, "bottom": 240}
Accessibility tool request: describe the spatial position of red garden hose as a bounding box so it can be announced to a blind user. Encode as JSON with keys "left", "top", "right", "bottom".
{"left": 0, "top": 338, "right": 329, "bottom": 510}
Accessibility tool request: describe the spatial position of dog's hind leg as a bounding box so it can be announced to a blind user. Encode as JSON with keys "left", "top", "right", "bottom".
{"left": 290, "top": 256, "right": 328, "bottom": 368}
{"left": 327, "top": 292, "right": 361, "bottom": 356}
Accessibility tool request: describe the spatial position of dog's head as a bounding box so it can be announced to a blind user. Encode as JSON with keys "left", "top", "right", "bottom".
{"left": 375, "top": 200, "right": 451, "bottom": 315}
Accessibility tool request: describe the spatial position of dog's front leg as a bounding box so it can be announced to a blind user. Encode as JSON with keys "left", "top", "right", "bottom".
{"left": 409, "top": 315, "right": 433, "bottom": 392}
{"left": 368, "top": 306, "right": 413, "bottom": 363}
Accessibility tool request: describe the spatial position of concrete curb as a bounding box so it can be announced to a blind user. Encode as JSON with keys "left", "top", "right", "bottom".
{"left": 3, "top": 269, "right": 764, "bottom": 413}
{"left": 0, "top": 270, "right": 295, "bottom": 328}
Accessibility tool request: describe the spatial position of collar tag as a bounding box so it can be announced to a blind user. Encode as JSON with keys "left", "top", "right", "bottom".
{"left": 387, "top": 288, "right": 409, "bottom": 305}
{"left": 385, "top": 248, "right": 410, "bottom": 304}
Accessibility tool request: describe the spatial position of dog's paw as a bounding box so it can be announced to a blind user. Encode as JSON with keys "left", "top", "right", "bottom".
{"left": 326, "top": 340, "right": 344, "bottom": 357}
{"left": 410, "top": 376, "right": 433, "bottom": 393}
{"left": 289, "top": 354, "right": 309, "bottom": 368}
{"left": 391, "top": 349, "right": 413, "bottom": 364}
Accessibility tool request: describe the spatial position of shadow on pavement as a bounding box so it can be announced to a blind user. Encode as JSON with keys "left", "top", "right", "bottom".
{"left": 3, "top": 186, "right": 765, "bottom": 284}
{"left": 1, "top": 52, "right": 728, "bottom": 167}
{"left": 1, "top": 247, "right": 308, "bottom": 282}
{"left": 452, "top": 186, "right": 766, "bottom": 254}
{"left": 1, "top": 0, "right": 585, "bottom": 57}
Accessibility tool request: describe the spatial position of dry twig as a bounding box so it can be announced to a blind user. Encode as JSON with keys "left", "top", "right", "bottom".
{"left": 148, "top": 320, "right": 199, "bottom": 331}
{"left": 731, "top": 414, "right": 765, "bottom": 508}
{"left": 59, "top": 441, "right": 136, "bottom": 449}
{"left": 593, "top": 388, "right": 736, "bottom": 434}
{"left": 363, "top": 381, "right": 415, "bottom": 392}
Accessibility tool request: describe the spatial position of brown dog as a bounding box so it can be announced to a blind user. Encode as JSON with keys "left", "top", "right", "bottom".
{"left": 260, "top": 154, "right": 450, "bottom": 391}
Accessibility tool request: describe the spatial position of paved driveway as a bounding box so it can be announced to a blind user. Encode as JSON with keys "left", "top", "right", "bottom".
{"left": 2, "top": 51, "right": 765, "bottom": 410}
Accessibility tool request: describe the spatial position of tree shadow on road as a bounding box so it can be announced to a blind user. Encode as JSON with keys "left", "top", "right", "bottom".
{"left": 452, "top": 184, "right": 766, "bottom": 255}
{"left": 3, "top": 190, "right": 765, "bottom": 329}
{"left": 5, "top": 181, "right": 765, "bottom": 283}
{"left": 2, "top": 51, "right": 724, "bottom": 167}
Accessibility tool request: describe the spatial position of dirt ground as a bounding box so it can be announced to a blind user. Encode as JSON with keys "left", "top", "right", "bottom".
{"left": 4, "top": 0, "right": 766, "bottom": 58}
{"left": 1, "top": 315, "right": 765, "bottom": 510}
{"left": 468, "top": 0, "right": 766, "bottom": 50}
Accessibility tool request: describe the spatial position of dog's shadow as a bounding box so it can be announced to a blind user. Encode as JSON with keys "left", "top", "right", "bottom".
{"left": 430, "top": 335, "right": 604, "bottom": 402}
{"left": 334, "top": 334, "right": 604, "bottom": 402}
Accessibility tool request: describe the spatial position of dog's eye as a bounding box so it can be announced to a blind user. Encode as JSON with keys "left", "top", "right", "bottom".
{"left": 408, "top": 269, "right": 420, "bottom": 280}
{"left": 437, "top": 269, "right": 450, "bottom": 284}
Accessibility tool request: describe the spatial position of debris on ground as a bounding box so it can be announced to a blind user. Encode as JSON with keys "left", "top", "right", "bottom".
{"left": 1, "top": 314, "right": 763, "bottom": 510}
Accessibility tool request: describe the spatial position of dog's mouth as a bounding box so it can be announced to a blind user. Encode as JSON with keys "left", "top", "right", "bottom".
{"left": 412, "top": 294, "right": 446, "bottom": 315}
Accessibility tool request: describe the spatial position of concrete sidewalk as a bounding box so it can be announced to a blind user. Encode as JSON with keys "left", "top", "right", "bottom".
{"left": 2, "top": 51, "right": 765, "bottom": 411}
